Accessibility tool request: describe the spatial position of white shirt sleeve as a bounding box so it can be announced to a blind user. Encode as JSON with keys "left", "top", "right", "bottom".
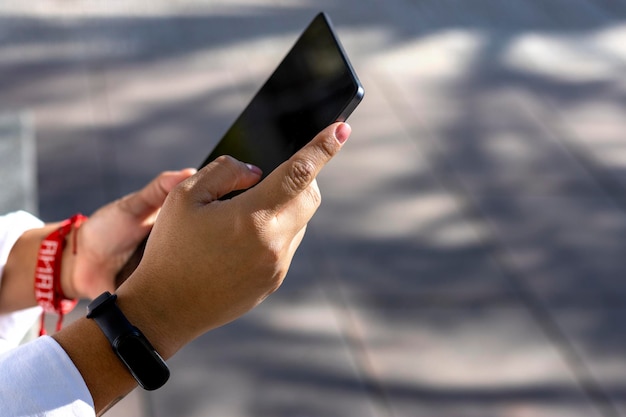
{"left": 0, "top": 336, "right": 95, "bottom": 416}
{"left": 0, "top": 211, "right": 95, "bottom": 416}
{"left": 0, "top": 210, "right": 44, "bottom": 353}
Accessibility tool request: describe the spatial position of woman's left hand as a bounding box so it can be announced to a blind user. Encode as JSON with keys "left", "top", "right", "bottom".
{"left": 66, "top": 169, "right": 196, "bottom": 299}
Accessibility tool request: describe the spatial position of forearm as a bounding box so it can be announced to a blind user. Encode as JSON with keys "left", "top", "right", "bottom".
{"left": 52, "top": 316, "right": 137, "bottom": 414}
{"left": 52, "top": 278, "right": 187, "bottom": 414}
{"left": 0, "top": 222, "right": 75, "bottom": 313}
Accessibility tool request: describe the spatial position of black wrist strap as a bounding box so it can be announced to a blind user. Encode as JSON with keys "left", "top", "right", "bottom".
{"left": 87, "top": 293, "right": 135, "bottom": 340}
{"left": 87, "top": 292, "right": 170, "bottom": 390}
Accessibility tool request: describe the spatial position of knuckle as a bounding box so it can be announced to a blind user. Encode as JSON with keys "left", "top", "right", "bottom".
{"left": 166, "top": 172, "right": 204, "bottom": 207}
{"left": 265, "top": 243, "right": 283, "bottom": 265}
{"left": 214, "top": 155, "right": 239, "bottom": 171}
{"left": 213, "top": 155, "right": 247, "bottom": 192}
{"left": 263, "top": 248, "right": 287, "bottom": 293}
{"left": 284, "top": 158, "right": 316, "bottom": 194}
{"left": 174, "top": 173, "right": 196, "bottom": 195}
{"left": 167, "top": 182, "right": 191, "bottom": 207}
{"left": 215, "top": 155, "right": 234, "bottom": 163}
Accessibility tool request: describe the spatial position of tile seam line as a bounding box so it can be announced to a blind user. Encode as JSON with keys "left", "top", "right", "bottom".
{"left": 310, "top": 228, "right": 395, "bottom": 417}
{"left": 372, "top": 70, "right": 620, "bottom": 417}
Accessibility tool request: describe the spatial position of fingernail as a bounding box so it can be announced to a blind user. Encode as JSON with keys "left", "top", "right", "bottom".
{"left": 245, "top": 163, "right": 263, "bottom": 176}
{"left": 334, "top": 122, "right": 351, "bottom": 144}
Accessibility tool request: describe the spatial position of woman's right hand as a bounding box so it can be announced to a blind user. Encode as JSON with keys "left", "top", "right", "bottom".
{"left": 116, "top": 122, "right": 351, "bottom": 356}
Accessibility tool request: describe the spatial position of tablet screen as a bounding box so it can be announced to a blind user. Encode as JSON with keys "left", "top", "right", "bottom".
{"left": 199, "top": 12, "right": 364, "bottom": 178}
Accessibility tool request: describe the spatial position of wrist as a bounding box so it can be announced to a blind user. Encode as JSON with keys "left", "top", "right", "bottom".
{"left": 0, "top": 225, "right": 55, "bottom": 313}
{"left": 114, "top": 282, "right": 188, "bottom": 361}
{"left": 58, "top": 214, "right": 89, "bottom": 300}
{"left": 53, "top": 286, "right": 183, "bottom": 412}
{"left": 52, "top": 317, "right": 139, "bottom": 412}
{"left": 87, "top": 292, "right": 170, "bottom": 390}
{"left": 33, "top": 214, "right": 86, "bottom": 335}
{"left": 59, "top": 226, "right": 79, "bottom": 300}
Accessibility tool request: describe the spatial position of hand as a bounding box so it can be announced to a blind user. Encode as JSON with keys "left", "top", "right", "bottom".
{"left": 117, "top": 122, "right": 351, "bottom": 354}
{"left": 66, "top": 169, "right": 196, "bottom": 300}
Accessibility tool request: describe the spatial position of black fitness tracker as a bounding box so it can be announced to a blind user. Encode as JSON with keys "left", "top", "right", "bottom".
{"left": 87, "top": 291, "right": 170, "bottom": 390}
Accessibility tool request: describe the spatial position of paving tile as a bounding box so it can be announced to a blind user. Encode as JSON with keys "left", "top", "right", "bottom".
{"left": 376, "top": 70, "right": 604, "bottom": 201}
{"left": 0, "top": 16, "right": 86, "bottom": 112}
{"left": 467, "top": 193, "right": 626, "bottom": 414}
{"left": 96, "top": 61, "right": 250, "bottom": 195}
{"left": 344, "top": 303, "right": 605, "bottom": 417}
{"left": 309, "top": 73, "right": 516, "bottom": 303}
{"left": 0, "top": 112, "right": 38, "bottom": 215}
{"left": 497, "top": 23, "right": 626, "bottom": 203}
{"left": 562, "top": 136, "right": 626, "bottom": 211}
{"left": 478, "top": 195, "right": 626, "bottom": 303}
{"left": 151, "top": 289, "right": 381, "bottom": 417}
{"left": 0, "top": 16, "right": 115, "bottom": 220}
{"left": 550, "top": 307, "right": 626, "bottom": 416}
{"left": 541, "top": 107, "right": 626, "bottom": 206}
{"left": 35, "top": 126, "right": 111, "bottom": 220}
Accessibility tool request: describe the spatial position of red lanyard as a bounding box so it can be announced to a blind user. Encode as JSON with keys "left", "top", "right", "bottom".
{"left": 34, "top": 214, "right": 87, "bottom": 336}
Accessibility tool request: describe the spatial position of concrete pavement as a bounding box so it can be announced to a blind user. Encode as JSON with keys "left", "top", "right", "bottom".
{"left": 1, "top": 1, "right": 626, "bottom": 416}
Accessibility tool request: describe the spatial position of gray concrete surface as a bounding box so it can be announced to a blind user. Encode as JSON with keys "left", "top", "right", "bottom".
{"left": 1, "top": 0, "right": 626, "bottom": 416}
{"left": 0, "top": 112, "right": 37, "bottom": 215}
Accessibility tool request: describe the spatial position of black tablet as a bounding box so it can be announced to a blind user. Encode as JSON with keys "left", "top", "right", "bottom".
{"left": 199, "top": 12, "right": 364, "bottom": 182}
{"left": 115, "top": 12, "right": 364, "bottom": 286}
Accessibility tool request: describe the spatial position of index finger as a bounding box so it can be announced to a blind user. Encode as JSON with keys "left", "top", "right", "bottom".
{"left": 245, "top": 122, "right": 351, "bottom": 214}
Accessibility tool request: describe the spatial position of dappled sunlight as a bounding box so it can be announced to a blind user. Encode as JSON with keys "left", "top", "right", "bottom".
{"left": 2, "top": 0, "right": 626, "bottom": 415}
{"left": 374, "top": 29, "right": 487, "bottom": 79}
{"left": 504, "top": 26, "right": 626, "bottom": 82}
{"left": 350, "top": 306, "right": 576, "bottom": 388}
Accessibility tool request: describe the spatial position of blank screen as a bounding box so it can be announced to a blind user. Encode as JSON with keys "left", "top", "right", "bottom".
{"left": 199, "top": 13, "right": 363, "bottom": 182}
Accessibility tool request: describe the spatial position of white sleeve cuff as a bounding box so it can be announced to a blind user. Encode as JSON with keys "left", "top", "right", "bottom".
{"left": 0, "top": 210, "right": 45, "bottom": 351}
{"left": 0, "top": 335, "right": 95, "bottom": 416}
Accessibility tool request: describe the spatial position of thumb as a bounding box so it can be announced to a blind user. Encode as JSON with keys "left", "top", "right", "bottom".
{"left": 120, "top": 168, "right": 197, "bottom": 219}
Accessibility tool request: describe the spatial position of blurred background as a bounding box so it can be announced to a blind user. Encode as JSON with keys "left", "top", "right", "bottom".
{"left": 1, "top": 1, "right": 626, "bottom": 416}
